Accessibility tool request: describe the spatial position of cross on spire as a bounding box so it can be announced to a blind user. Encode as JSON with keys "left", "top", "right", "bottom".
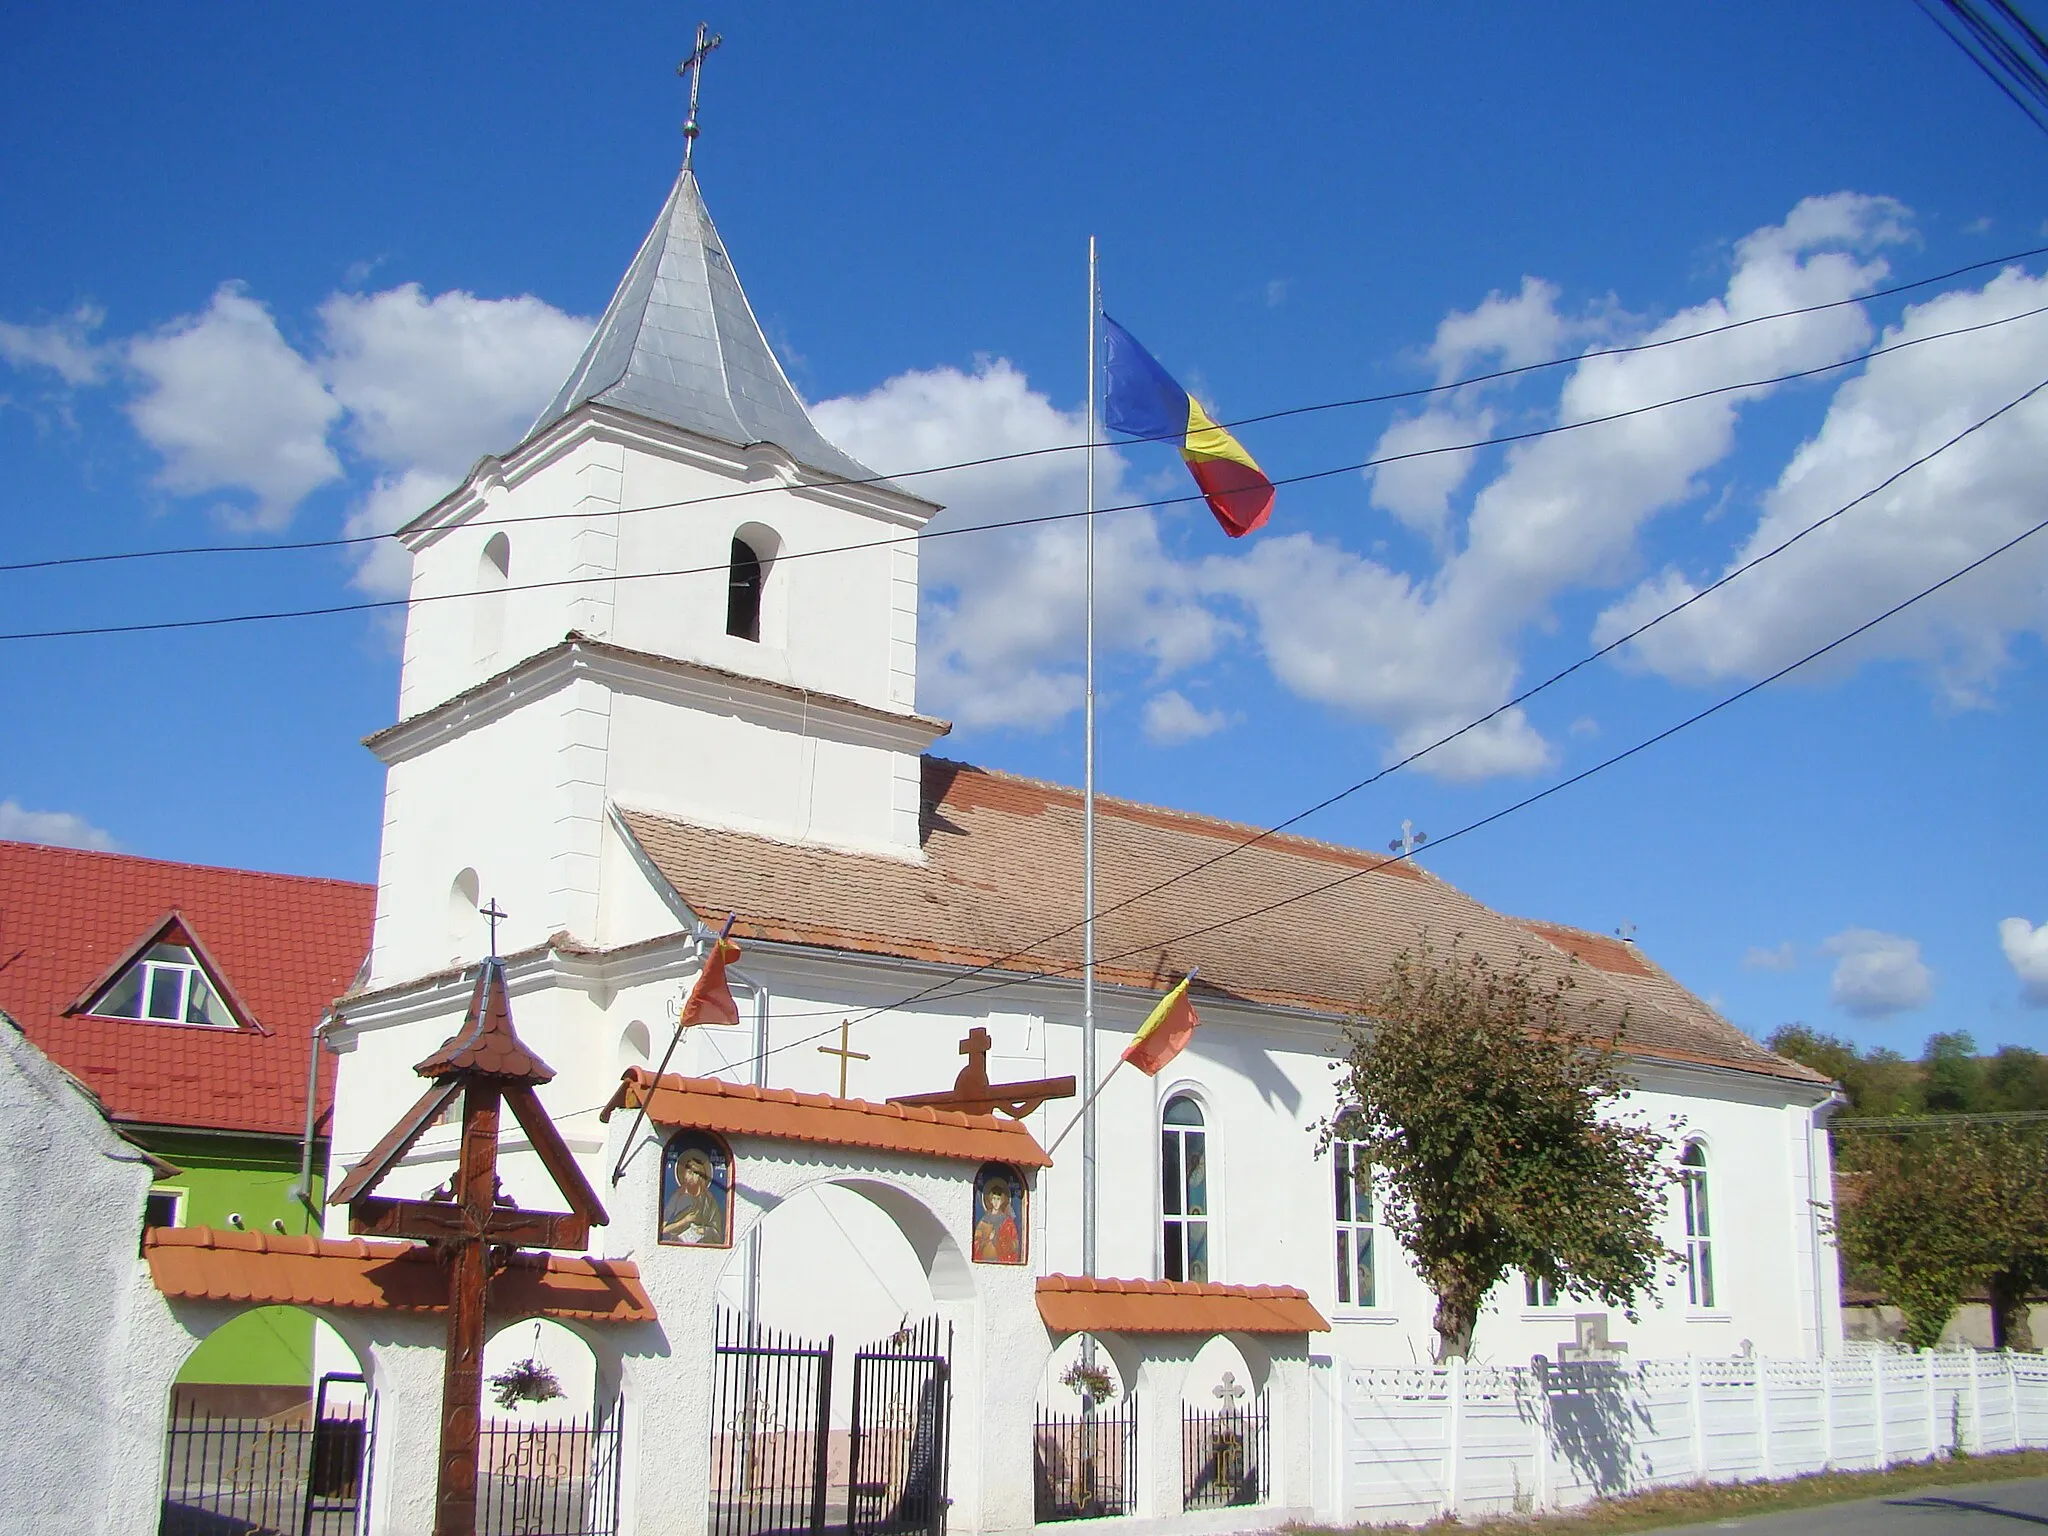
{"left": 480, "top": 899, "right": 508, "bottom": 957}
{"left": 678, "top": 21, "right": 723, "bottom": 171}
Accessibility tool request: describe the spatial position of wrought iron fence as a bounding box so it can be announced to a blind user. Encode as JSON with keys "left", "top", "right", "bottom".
{"left": 708, "top": 1309, "right": 834, "bottom": 1536}
{"left": 158, "top": 1378, "right": 372, "bottom": 1536}
{"left": 477, "top": 1400, "right": 624, "bottom": 1536}
{"left": 848, "top": 1316, "right": 952, "bottom": 1536}
{"left": 1034, "top": 1394, "right": 1137, "bottom": 1520}
{"left": 1181, "top": 1393, "right": 1269, "bottom": 1511}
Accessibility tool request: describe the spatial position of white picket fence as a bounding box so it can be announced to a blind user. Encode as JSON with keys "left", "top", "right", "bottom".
{"left": 1340, "top": 1350, "right": 2048, "bottom": 1523}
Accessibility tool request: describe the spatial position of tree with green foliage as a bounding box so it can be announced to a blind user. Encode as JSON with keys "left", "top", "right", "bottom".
{"left": 1833, "top": 1123, "right": 2048, "bottom": 1350}
{"left": 1766, "top": 1026, "right": 2048, "bottom": 1117}
{"left": 1329, "top": 940, "right": 1677, "bottom": 1362}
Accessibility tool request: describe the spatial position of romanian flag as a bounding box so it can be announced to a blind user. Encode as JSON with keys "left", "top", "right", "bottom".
{"left": 679, "top": 935, "right": 743, "bottom": 1027}
{"left": 1103, "top": 316, "right": 1274, "bottom": 537}
{"left": 1122, "top": 976, "right": 1201, "bottom": 1077}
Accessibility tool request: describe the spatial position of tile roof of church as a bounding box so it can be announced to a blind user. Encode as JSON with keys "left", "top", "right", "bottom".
{"left": 0, "top": 841, "right": 374, "bottom": 1137}
{"left": 1037, "top": 1275, "right": 1329, "bottom": 1336}
{"left": 529, "top": 168, "right": 893, "bottom": 490}
{"left": 619, "top": 758, "right": 1826, "bottom": 1087}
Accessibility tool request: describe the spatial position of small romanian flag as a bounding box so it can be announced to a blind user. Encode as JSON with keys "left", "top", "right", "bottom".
{"left": 1103, "top": 316, "right": 1275, "bottom": 538}
{"left": 680, "top": 935, "right": 743, "bottom": 1027}
{"left": 1122, "top": 975, "right": 1201, "bottom": 1077}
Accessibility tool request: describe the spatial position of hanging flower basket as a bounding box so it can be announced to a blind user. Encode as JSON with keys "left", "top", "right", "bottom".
{"left": 1060, "top": 1361, "right": 1117, "bottom": 1402}
{"left": 489, "top": 1358, "right": 564, "bottom": 1410}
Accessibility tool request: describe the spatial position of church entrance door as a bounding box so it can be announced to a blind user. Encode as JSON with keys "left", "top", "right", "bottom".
{"left": 847, "top": 1317, "right": 952, "bottom": 1536}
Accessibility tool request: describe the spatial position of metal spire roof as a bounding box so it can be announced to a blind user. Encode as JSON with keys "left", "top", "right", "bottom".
{"left": 532, "top": 168, "right": 883, "bottom": 487}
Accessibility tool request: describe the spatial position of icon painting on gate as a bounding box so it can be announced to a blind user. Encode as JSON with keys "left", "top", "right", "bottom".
{"left": 660, "top": 1129, "right": 733, "bottom": 1247}
{"left": 972, "top": 1161, "right": 1025, "bottom": 1263}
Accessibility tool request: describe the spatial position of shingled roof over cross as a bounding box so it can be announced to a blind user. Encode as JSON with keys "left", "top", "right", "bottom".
{"left": 618, "top": 757, "right": 1823, "bottom": 1086}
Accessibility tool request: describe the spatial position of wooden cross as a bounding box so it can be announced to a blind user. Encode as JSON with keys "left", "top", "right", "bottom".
{"left": 817, "top": 1019, "right": 870, "bottom": 1099}
{"left": 889, "top": 1026, "right": 1077, "bottom": 1120}
{"left": 329, "top": 957, "right": 605, "bottom": 1536}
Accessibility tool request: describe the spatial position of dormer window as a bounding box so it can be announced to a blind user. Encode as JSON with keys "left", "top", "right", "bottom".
{"left": 90, "top": 942, "right": 238, "bottom": 1027}
{"left": 726, "top": 535, "right": 764, "bottom": 641}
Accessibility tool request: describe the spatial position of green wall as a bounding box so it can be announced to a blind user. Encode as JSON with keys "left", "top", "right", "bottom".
{"left": 144, "top": 1130, "right": 327, "bottom": 1388}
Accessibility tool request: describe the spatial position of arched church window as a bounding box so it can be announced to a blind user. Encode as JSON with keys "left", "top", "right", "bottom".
{"left": 1161, "top": 1093, "right": 1209, "bottom": 1283}
{"left": 1681, "top": 1141, "right": 1715, "bottom": 1308}
{"left": 1331, "top": 1108, "right": 1375, "bottom": 1307}
{"left": 474, "top": 532, "right": 511, "bottom": 660}
{"left": 726, "top": 535, "right": 764, "bottom": 641}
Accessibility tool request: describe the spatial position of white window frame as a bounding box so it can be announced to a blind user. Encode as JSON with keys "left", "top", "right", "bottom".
{"left": 1159, "top": 1088, "right": 1213, "bottom": 1284}
{"left": 1681, "top": 1140, "right": 1716, "bottom": 1309}
{"left": 1523, "top": 1271, "right": 1562, "bottom": 1309}
{"left": 1331, "top": 1121, "right": 1378, "bottom": 1309}
{"left": 91, "top": 943, "right": 237, "bottom": 1028}
{"left": 145, "top": 1187, "right": 186, "bottom": 1229}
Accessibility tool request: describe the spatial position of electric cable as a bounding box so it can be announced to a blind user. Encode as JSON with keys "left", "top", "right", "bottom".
{"left": 5, "top": 241, "right": 2046, "bottom": 579}
{"left": 6, "top": 300, "right": 2045, "bottom": 644}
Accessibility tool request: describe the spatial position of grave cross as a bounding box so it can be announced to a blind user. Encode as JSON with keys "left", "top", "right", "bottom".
{"left": 329, "top": 957, "right": 606, "bottom": 1536}
{"left": 817, "top": 1019, "right": 871, "bottom": 1099}
{"left": 1212, "top": 1370, "right": 1246, "bottom": 1408}
{"left": 889, "top": 1026, "right": 1077, "bottom": 1120}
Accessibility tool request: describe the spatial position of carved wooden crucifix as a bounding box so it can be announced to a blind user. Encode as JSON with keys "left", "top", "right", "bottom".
{"left": 889, "top": 1026, "right": 1077, "bottom": 1120}
{"left": 329, "top": 952, "right": 606, "bottom": 1536}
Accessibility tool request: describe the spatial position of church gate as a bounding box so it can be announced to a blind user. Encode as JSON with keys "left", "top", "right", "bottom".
{"left": 847, "top": 1317, "right": 952, "bottom": 1536}
{"left": 708, "top": 1308, "right": 834, "bottom": 1536}
{"left": 158, "top": 1370, "right": 373, "bottom": 1536}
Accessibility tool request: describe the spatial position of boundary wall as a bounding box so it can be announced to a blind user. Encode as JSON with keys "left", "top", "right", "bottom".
{"left": 1333, "top": 1349, "right": 2048, "bottom": 1524}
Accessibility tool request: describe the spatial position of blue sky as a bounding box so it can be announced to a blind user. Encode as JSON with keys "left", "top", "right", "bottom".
{"left": 5, "top": 3, "right": 2048, "bottom": 1052}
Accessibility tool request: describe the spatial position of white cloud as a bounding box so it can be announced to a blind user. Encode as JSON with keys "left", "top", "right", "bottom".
{"left": 1596, "top": 264, "right": 2048, "bottom": 702}
{"left": 1142, "top": 690, "right": 1231, "bottom": 745}
{"left": 1264, "top": 279, "right": 1290, "bottom": 309}
{"left": 0, "top": 303, "right": 111, "bottom": 386}
{"left": 814, "top": 360, "right": 1230, "bottom": 730}
{"left": 1428, "top": 275, "right": 1572, "bottom": 383}
{"left": 1742, "top": 940, "right": 1798, "bottom": 972}
{"left": 1998, "top": 917, "right": 2048, "bottom": 1007}
{"left": 0, "top": 800, "right": 117, "bottom": 851}
{"left": 1823, "top": 927, "right": 1934, "bottom": 1017}
{"left": 1366, "top": 406, "right": 1494, "bottom": 547}
{"left": 125, "top": 284, "right": 344, "bottom": 530}
{"left": 319, "top": 284, "right": 590, "bottom": 479}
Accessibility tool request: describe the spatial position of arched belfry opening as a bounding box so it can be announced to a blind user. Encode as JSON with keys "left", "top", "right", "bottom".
{"left": 726, "top": 535, "right": 764, "bottom": 641}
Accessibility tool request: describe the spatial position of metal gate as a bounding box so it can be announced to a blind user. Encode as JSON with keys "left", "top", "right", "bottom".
{"left": 848, "top": 1318, "right": 952, "bottom": 1536}
{"left": 708, "top": 1309, "right": 834, "bottom": 1536}
{"left": 159, "top": 1372, "right": 373, "bottom": 1536}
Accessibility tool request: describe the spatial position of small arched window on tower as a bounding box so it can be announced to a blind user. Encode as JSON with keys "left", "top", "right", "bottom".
{"left": 474, "top": 532, "right": 511, "bottom": 662}
{"left": 726, "top": 534, "right": 765, "bottom": 641}
{"left": 1681, "top": 1140, "right": 1715, "bottom": 1308}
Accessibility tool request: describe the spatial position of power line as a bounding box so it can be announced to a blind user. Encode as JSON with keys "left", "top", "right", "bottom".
{"left": 1918, "top": 0, "right": 2048, "bottom": 138}
{"left": 7, "top": 301, "right": 2045, "bottom": 645}
{"left": 5, "top": 241, "right": 2046, "bottom": 580}
{"left": 624, "top": 421, "right": 2048, "bottom": 1045}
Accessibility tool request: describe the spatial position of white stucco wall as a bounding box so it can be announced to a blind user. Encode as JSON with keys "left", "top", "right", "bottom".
{"left": 0, "top": 1018, "right": 163, "bottom": 1536}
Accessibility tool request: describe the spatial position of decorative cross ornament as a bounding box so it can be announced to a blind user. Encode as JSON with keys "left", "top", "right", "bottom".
{"left": 329, "top": 957, "right": 606, "bottom": 1536}
{"left": 1213, "top": 1371, "right": 1246, "bottom": 1408}
{"left": 889, "top": 1026, "right": 1077, "bottom": 1120}
{"left": 817, "top": 1019, "right": 871, "bottom": 1099}
{"left": 480, "top": 899, "right": 507, "bottom": 958}
{"left": 1388, "top": 819, "right": 1428, "bottom": 858}
{"left": 1557, "top": 1312, "right": 1630, "bottom": 1363}
{"left": 677, "top": 21, "right": 722, "bottom": 170}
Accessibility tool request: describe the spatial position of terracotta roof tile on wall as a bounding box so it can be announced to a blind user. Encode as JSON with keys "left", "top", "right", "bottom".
{"left": 619, "top": 758, "right": 1821, "bottom": 1086}
{"left": 144, "top": 1227, "right": 655, "bottom": 1324}
{"left": 608, "top": 1068, "right": 1052, "bottom": 1167}
{"left": 0, "top": 842, "right": 374, "bottom": 1137}
{"left": 1036, "top": 1275, "right": 1329, "bottom": 1335}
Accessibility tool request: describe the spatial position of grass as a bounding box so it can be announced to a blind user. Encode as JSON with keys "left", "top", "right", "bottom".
{"left": 1292, "top": 1448, "right": 2048, "bottom": 1534}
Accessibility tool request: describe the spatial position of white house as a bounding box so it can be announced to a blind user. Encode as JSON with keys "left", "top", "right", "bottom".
{"left": 321, "top": 151, "right": 1845, "bottom": 1531}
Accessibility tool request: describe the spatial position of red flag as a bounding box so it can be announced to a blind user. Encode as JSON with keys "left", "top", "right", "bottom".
{"left": 679, "top": 936, "right": 743, "bottom": 1027}
{"left": 1122, "top": 977, "right": 1199, "bottom": 1077}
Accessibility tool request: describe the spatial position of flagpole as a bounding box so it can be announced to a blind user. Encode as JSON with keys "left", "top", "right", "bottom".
{"left": 1082, "top": 235, "right": 1099, "bottom": 1285}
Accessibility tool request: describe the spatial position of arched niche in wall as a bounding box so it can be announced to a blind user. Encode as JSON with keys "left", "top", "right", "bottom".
{"left": 473, "top": 530, "right": 510, "bottom": 663}
{"left": 447, "top": 868, "right": 481, "bottom": 962}
{"left": 725, "top": 522, "right": 783, "bottom": 646}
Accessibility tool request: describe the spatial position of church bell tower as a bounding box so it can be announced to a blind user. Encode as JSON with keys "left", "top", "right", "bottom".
{"left": 359, "top": 156, "right": 947, "bottom": 992}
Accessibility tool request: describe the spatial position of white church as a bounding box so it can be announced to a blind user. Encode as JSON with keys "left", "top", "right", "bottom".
{"left": 286, "top": 147, "right": 1848, "bottom": 1532}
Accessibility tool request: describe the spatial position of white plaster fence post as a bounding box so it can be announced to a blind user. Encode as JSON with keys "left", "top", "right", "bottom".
{"left": 1819, "top": 1355, "right": 1834, "bottom": 1469}
{"left": 1687, "top": 1355, "right": 1706, "bottom": 1482}
{"left": 1872, "top": 1351, "right": 1889, "bottom": 1469}
{"left": 1530, "top": 1368, "right": 1550, "bottom": 1512}
{"left": 1442, "top": 1357, "right": 1464, "bottom": 1519}
{"left": 1132, "top": 1344, "right": 1198, "bottom": 1519}
{"left": 1923, "top": 1350, "right": 1939, "bottom": 1461}
{"left": 1755, "top": 1360, "right": 1772, "bottom": 1480}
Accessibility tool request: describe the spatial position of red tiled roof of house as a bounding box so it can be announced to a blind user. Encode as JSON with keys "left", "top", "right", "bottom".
{"left": 144, "top": 1227, "right": 654, "bottom": 1324}
{"left": 0, "top": 841, "right": 374, "bottom": 1138}
{"left": 604, "top": 1067, "right": 1053, "bottom": 1167}
{"left": 1036, "top": 1275, "right": 1329, "bottom": 1335}
{"left": 618, "top": 758, "right": 1822, "bottom": 1086}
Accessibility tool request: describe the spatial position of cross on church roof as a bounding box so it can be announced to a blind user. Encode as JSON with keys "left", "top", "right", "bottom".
{"left": 677, "top": 21, "right": 722, "bottom": 171}
{"left": 481, "top": 898, "right": 507, "bottom": 958}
